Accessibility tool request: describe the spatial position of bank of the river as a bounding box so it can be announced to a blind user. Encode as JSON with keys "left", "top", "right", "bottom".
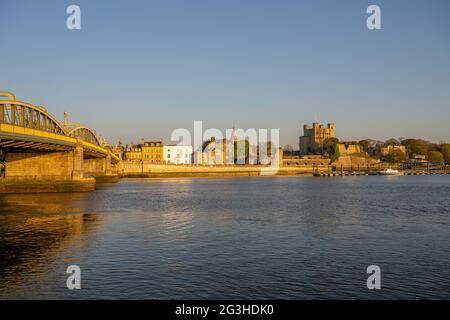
{"left": 0, "top": 177, "right": 96, "bottom": 193}
{"left": 120, "top": 164, "right": 315, "bottom": 178}
{"left": 0, "top": 167, "right": 313, "bottom": 193}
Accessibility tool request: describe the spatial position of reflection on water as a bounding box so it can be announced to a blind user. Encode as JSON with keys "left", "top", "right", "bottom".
{"left": 0, "top": 176, "right": 450, "bottom": 299}
{"left": 0, "top": 193, "right": 99, "bottom": 297}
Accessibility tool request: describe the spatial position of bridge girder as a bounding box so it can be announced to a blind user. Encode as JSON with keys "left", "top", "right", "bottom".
{"left": 68, "top": 125, "right": 103, "bottom": 147}
{"left": 0, "top": 99, "right": 67, "bottom": 135}
{"left": 1, "top": 93, "right": 120, "bottom": 163}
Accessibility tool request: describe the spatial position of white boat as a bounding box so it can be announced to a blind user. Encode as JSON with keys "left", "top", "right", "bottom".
{"left": 378, "top": 168, "right": 401, "bottom": 175}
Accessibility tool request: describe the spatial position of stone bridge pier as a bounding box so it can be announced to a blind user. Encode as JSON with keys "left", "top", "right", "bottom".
{"left": 0, "top": 141, "right": 118, "bottom": 193}
{"left": 0, "top": 141, "right": 94, "bottom": 193}
{"left": 83, "top": 153, "right": 118, "bottom": 183}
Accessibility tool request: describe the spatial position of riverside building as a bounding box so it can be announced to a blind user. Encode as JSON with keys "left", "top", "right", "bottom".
{"left": 125, "top": 139, "right": 163, "bottom": 163}
{"left": 163, "top": 145, "right": 193, "bottom": 164}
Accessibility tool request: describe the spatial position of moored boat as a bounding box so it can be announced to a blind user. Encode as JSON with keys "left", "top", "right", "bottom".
{"left": 378, "top": 168, "right": 401, "bottom": 175}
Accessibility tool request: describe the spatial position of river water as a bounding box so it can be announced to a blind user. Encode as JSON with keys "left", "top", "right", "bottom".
{"left": 0, "top": 176, "right": 449, "bottom": 299}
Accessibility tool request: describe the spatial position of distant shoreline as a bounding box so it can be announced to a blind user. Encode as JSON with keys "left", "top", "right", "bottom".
{"left": 119, "top": 168, "right": 313, "bottom": 179}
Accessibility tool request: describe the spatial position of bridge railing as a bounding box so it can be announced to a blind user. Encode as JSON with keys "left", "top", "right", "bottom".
{"left": 0, "top": 101, "right": 66, "bottom": 135}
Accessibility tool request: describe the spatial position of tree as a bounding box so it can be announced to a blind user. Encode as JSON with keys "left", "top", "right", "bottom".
{"left": 358, "top": 139, "right": 371, "bottom": 152}
{"left": 266, "top": 141, "right": 272, "bottom": 156}
{"left": 359, "top": 139, "right": 381, "bottom": 156}
{"left": 381, "top": 149, "right": 407, "bottom": 163}
{"left": 427, "top": 143, "right": 439, "bottom": 152}
{"left": 256, "top": 141, "right": 273, "bottom": 163}
{"left": 234, "top": 140, "right": 250, "bottom": 164}
{"left": 331, "top": 143, "right": 340, "bottom": 162}
{"left": 323, "top": 137, "right": 339, "bottom": 156}
{"left": 323, "top": 137, "right": 339, "bottom": 148}
{"left": 440, "top": 144, "right": 450, "bottom": 163}
{"left": 427, "top": 151, "right": 444, "bottom": 162}
{"left": 402, "top": 139, "right": 428, "bottom": 158}
{"left": 384, "top": 138, "right": 400, "bottom": 146}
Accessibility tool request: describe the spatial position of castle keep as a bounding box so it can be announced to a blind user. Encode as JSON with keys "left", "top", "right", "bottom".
{"left": 299, "top": 122, "right": 335, "bottom": 155}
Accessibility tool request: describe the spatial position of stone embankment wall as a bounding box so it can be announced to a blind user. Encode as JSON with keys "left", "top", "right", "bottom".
{"left": 119, "top": 162, "right": 316, "bottom": 177}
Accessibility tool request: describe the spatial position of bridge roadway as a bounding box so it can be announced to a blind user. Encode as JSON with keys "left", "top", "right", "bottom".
{"left": 0, "top": 92, "right": 120, "bottom": 193}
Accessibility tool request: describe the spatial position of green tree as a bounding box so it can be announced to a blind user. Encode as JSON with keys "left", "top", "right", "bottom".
{"left": 381, "top": 149, "right": 407, "bottom": 163}
{"left": 256, "top": 141, "right": 273, "bottom": 163}
{"left": 266, "top": 141, "right": 272, "bottom": 156}
{"left": 323, "top": 137, "right": 339, "bottom": 149}
{"left": 234, "top": 140, "right": 250, "bottom": 164}
{"left": 331, "top": 143, "right": 340, "bottom": 162}
{"left": 427, "top": 151, "right": 444, "bottom": 162}
{"left": 323, "top": 137, "right": 339, "bottom": 156}
{"left": 384, "top": 138, "right": 400, "bottom": 146}
{"left": 440, "top": 144, "right": 450, "bottom": 163}
{"left": 358, "top": 139, "right": 372, "bottom": 152}
{"left": 402, "top": 139, "right": 428, "bottom": 158}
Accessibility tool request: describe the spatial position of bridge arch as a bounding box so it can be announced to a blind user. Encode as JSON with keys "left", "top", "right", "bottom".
{"left": 0, "top": 95, "right": 68, "bottom": 135}
{"left": 102, "top": 144, "right": 114, "bottom": 152}
{"left": 68, "top": 125, "right": 103, "bottom": 146}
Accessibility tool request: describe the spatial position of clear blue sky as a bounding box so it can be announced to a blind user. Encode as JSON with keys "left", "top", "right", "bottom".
{"left": 1, "top": 0, "right": 449, "bottom": 147}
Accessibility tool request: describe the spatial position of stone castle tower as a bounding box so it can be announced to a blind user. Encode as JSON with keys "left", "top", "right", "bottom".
{"left": 299, "top": 122, "right": 335, "bottom": 155}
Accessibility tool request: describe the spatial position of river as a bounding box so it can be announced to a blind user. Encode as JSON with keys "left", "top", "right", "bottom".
{"left": 0, "top": 176, "right": 449, "bottom": 299}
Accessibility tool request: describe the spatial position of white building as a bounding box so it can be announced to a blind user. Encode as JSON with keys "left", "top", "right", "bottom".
{"left": 163, "top": 145, "right": 193, "bottom": 164}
